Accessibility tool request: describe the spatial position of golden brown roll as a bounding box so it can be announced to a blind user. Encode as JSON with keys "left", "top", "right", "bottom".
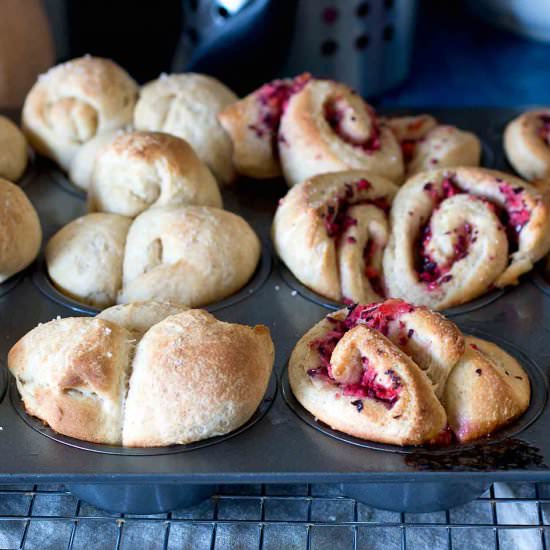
{"left": 383, "top": 167, "right": 550, "bottom": 309}
{"left": 123, "top": 309, "right": 274, "bottom": 446}
{"left": 504, "top": 109, "right": 550, "bottom": 181}
{"left": 272, "top": 170, "right": 398, "bottom": 304}
{"left": 385, "top": 115, "right": 481, "bottom": 177}
{"left": 218, "top": 74, "right": 311, "bottom": 179}
{"left": 45, "top": 213, "right": 132, "bottom": 308}
{"left": 0, "top": 178, "right": 41, "bottom": 283}
{"left": 279, "top": 79, "right": 404, "bottom": 187}
{"left": 87, "top": 131, "right": 222, "bottom": 216}
{"left": 134, "top": 73, "right": 238, "bottom": 185}
{"left": 8, "top": 306, "right": 274, "bottom": 447}
{"left": 290, "top": 300, "right": 531, "bottom": 446}
{"left": 289, "top": 300, "right": 464, "bottom": 445}
{"left": 8, "top": 317, "right": 134, "bottom": 445}
{"left": 0, "top": 115, "right": 27, "bottom": 180}
{"left": 22, "top": 56, "right": 138, "bottom": 170}
{"left": 443, "top": 336, "right": 530, "bottom": 443}
{"left": 119, "top": 206, "right": 260, "bottom": 307}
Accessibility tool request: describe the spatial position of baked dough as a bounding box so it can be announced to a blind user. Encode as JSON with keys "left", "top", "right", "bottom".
{"left": 0, "top": 116, "right": 28, "bottom": 180}
{"left": 279, "top": 79, "right": 404, "bottom": 187}
{"left": 87, "top": 131, "right": 222, "bottom": 216}
{"left": 218, "top": 74, "right": 310, "bottom": 179}
{"left": 22, "top": 56, "right": 138, "bottom": 170}
{"left": 8, "top": 306, "right": 274, "bottom": 447}
{"left": 135, "top": 73, "right": 238, "bottom": 185}
{"left": 272, "top": 170, "right": 398, "bottom": 303}
{"left": 385, "top": 115, "right": 481, "bottom": 177}
{"left": 0, "top": 178, "right": 41, "bottom": 283}
{"left": 45, "top": 207, "right": 261, "bottom": 309}
{"left": 383, "top": 167, "right": 550, "bottom": 309}
{"left": 45, "top": 213, "right": 132, "bottom": 307}
{"left": 443, "top": 336, "right": 530, "bottom": 443}
{"left": 119, "top": 206, "right": 260, "bottom": 306}
{"left": 290, "top": 300, "right": 530, "bottom": 446}
{"left": 504, "top": 109, "right": 550, "bottom": 181}
{"left": 123, "top": 309, "right": 274, "bottom": 446}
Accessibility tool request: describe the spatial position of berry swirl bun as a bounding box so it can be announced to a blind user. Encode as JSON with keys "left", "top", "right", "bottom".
{"left": 272, "top": 170, "right": 398, "bottom": 304}
{"left": 383, "top": 167, "right": 550, "bottom": 310}
{"left": 504, "top": 109, "right": 550, "bottom": 181}
{"left": 290, "top": 300, "right": 530, "bottom": 446}
{"left": 279, "top": 79, "right": 404, "bottom": 187}
{"left": 22, "top": 56, "right": 138, "bottom": 170}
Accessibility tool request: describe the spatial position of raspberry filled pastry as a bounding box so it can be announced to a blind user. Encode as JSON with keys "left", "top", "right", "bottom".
{"left": 218, "top": 74, "right": 311, "bottom": 179}
{"left": 272, "top": 170, "right": 398, "bottom": 304}
{"left": 504, "top": 109, "right": 550, "bottom": 181}
{"left": 279, "top": 79, "right": 403, "bottom": 187}
{"left": 290, "top": 300, "right": 531, "bottom": 446}
{"left": 383, "top": 167, "right": 550, "bottom": 310}
{"left": 385, "top": 114, "right": 481, "bottom": 177}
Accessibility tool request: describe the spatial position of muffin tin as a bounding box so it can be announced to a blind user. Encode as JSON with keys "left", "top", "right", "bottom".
{"left": 1, "top": 107, "right": 550, "bottom": 515}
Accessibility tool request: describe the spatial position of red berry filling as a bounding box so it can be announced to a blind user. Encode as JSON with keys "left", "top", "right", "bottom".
{"left": 429, "top": 425, "right": 456, "bottom": 447}
{"left": 497, "top": 182, "right": 532, "bottom": 235}
{"left": 539, "top": 114, "right": 550, "bottom": 145}
{"left": 401, "top": 139, "right": 416, "bottom": 163}
{"left": 324, "top": 97, "right": 381, "bottom": 153}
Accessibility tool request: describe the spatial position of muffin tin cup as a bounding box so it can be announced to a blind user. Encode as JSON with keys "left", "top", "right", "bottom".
{"left": 10, "top": 373, "right": 277, "bottom": 456}
{"left": 278, "top": 259, "right": 507, "bottom": 317}
{"left": 281, "top": 327, "right": 547, "bottom": 456}
{"left": 530, "top": 261, "right": 550, "bottom": 297}
{"left": 32, "top": 241, "right": 272, "bottom": 316}
{"left": 0, "top": 272, "right": 23, "bottom": 299}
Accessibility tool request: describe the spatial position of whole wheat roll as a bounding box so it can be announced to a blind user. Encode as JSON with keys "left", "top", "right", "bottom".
{"left": 22, "top": 56, "right": 138, "bottom": 170}
{"left": 135, "top": 73, "right": 238, "bottom": 185}
{"left": 504, "top": 109, "right": 550, "bottom": 181}
{"left": 279, "top": 79, "right": 404, "bottom": 187}
{"left": 0, "top": 178, "right": 41, "bottom": 283}
{"left": 87, "top": 131, "right": 222, "bottom": 217}
{"left": 0, "top": 116, "right": 28, "bottom": 181}
{"left": 383, "top": 167, "right": 550, "bottom": 310}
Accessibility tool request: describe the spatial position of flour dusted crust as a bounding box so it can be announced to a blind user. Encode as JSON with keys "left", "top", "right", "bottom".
{"left": 383, "top": 167, "right": 550, "bottom": 309}
{"left": 135, "top": 73, "right": 238, "bottom": 185}
{"left": 279, "top": 79, "right": 404, "bottom": 187}
{"left": 8, "top": 306, "right": 275, "bottom": 447}
{"left": 87, "top": 131, "right": 222, "bottom": 217}
{"left": 8, "top": 317, "right": 134, "bottom": 445}
{"left": 123, "top": 309, "right": 274, "bottom": 446}
{"left": 272, "top": 170, "right": 398, "bottom": 303}
{"left": 0, "top": 179, "right": 41, "bottom": 283}
{"left": 504, "top": 109, "right": 550, "bottom": 181}
{"left": 289, "top": 300, "right": 530, "bottom": 446}
{"left": 119, "top": 206, "right": 260, "bottom": 307}
{"left": 0, "top": 116, "right": 28, "bottom": 181}
{"left": 45, "top": 213, "right": 131, "bottom": 308}
{"left": 22, "top": 56, "right": 138, "bottom": 170}
{"left": 443, "top": 336, "right": 530, "bottom": 443}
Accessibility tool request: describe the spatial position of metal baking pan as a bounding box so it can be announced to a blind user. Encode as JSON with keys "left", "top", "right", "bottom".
{"left": 1, "top": 108, "right": 550, "bottom": 515}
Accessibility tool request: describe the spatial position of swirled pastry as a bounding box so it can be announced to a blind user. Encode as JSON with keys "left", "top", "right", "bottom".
{"left": 45, "top": 213, "right": 132, "bottom": 307}
{"left": 87, "top": 131, "right": 222, "bottom": 216}
{"left": 504, "top": 109, "right": 550, "bottom": 181}
{"left": 45, "top": 207, "right": 261, "bottom": 308}
{"left": 0, "top": 116, "right": 28, "bottom": 181}
{"left": 272, "top": 170, "right": 398, "bottom": 304}
{"left": 119, "top": 206, "right": 260, "bottom": 306}
{"left": 218, "top": 74, "right": 311, "bottom": 179}
{"left": 290, "top": 300, "right": 530, "bottom": 446}
{"left": 383, "top": 167, "right": 550, "bottom": 310}
{"left": 0, "top": 179, "right": 41, "bottom": 283}
{"left": 22, "top": 56, "right": 138, "bottom": 170}
{"left": 443, "top": 336, "right": 530, "bottom": 443}
{"left": 8, "top": 305, "right": 274, "bottom": 446}
{"left": 279, "top": 79, "right": 404, "bottom": 187}
{"left": 385, "top": 115, "right": 481, "bottom": 177}
{"left": 134, "top": 73, "right": 238, "bottom": 185}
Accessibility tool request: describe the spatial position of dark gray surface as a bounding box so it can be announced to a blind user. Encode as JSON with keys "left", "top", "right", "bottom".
{"left": 0, "top": 108, "right": 549, "bottom": 495}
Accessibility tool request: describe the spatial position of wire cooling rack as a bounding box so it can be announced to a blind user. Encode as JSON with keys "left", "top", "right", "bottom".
{"left": 0, "top": 482, "right": 549, "bottom": 549}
